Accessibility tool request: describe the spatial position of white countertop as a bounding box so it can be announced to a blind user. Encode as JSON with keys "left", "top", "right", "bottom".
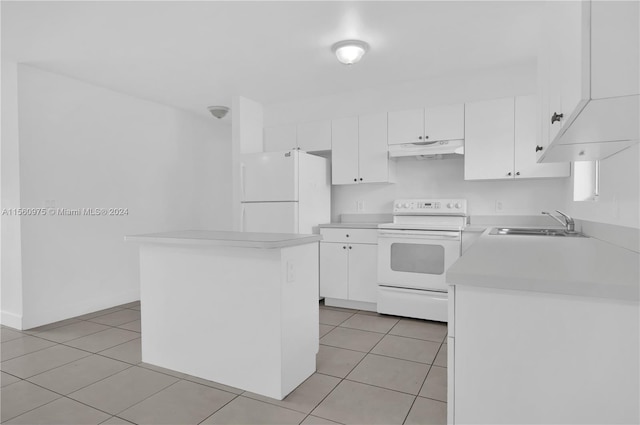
{"left": 125, "top": 230, "right": 321, "bottom": 249}
{"left": 448, "top": 229, "right": 640, "bottom": 301}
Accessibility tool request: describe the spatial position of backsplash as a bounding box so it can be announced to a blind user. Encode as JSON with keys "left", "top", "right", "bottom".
{"left": 331, "top": 156, "right": 570, "bottom": 222}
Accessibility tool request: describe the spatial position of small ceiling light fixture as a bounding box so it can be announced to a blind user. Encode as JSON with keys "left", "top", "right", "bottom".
{"left": 207, "top": 105, "right": 230, "bottom": 119}
{"left": 331, "top": 40, "right": 369, "bottom": 65}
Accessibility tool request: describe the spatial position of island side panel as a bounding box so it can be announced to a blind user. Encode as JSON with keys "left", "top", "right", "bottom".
{"left": 139, "top": 243, "right": 283, "bottom": 398}
{"left": 279, "top": 242, "right": 319, "bottom": 397}
{"left": 454, "top": 285, "right": 640, "bottom": 424}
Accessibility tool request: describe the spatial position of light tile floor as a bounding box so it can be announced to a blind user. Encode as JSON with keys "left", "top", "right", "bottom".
{"left": 1, "top": 301, "right": 447, "bottom": 424}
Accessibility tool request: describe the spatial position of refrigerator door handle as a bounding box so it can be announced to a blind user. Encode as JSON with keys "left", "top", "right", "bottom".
{"left": 240, "top": 204, "right": 246, "bottom": 232}
{"left": 240, "top": 163, "right": 246, "bottom": 201}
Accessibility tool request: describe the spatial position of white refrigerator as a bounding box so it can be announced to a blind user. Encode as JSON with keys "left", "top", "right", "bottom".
{"left": 240, "top": 150, "right": 330, "bottom": 234}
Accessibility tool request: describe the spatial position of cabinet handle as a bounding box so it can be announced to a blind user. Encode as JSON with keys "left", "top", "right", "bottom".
{"left": 425, "top": 135, "right": 429, "bottom": 139}
{"left": 516, "top": 171, "right": 521, "bottom": 176}
{"left": 418, "top": 136, "right": 422, "bottom": 140}
{"left": 343, "top": 246, "right": 346, "bottom": 249}
{"left": 346, "top": 234, "right": 349, "bottom": 238}
{"left": 507, "top": 172, "right": 512, "bottom": 176}
{"left": 551, "top": 112, "right": 563, "bottom": 124}
{"left": 353, "top": 178, "right": 357, "bottom": 182}
{"left": 535, "top": 145, "right": 543, "bottom": 152}
{"left": 348, "top": 246, "right": 352, "bottom": 249}
{"left": 359, "top": 178, "right": 363, "bottom": 181}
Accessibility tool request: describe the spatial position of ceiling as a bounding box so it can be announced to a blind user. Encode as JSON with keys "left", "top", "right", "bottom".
{"left": 2, "top": 1, "right": 541, "bottom": 117}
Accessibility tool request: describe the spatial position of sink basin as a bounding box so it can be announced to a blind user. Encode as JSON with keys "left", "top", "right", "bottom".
{"left": 489, "top": 227, "right": 587, "bottom": 237}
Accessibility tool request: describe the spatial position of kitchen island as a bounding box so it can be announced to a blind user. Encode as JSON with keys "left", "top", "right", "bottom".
{"left": 446, "top": 230, "right": 639, "bottom": 424}
{"left": 125, "top": 230, "right": 321, "bottom": 400}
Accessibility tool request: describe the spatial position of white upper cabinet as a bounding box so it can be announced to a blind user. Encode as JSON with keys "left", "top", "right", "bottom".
{"left": 514, "top": 96, "right": 570, "bottom": 179}
{"left": 464, "top": 98, "right": 515, "bottom": 181}
{"left": 388, "top": 108, "right": 424, "bottom": 145}
{"left": 264, "top": 125, "right": 297, "bottom": 152}
{"left": 297, "top": 120, "right": 332, "bottom": 152}
{"left": 538, "top": 0, "right": 639, "bottom": 162}
{"left": 465, "top": 96, "right": 569, "bottom": 181}
{"left": 388, "top": 104, "right": 464, "bottom": 145}
{"left": 332, "top": 113, "right": 394, "bottom": 185}
{"left": 331, "top": 116, "right": 360, "bottom": 185}
{"left": 424, "top": 103, "right": 465, "bottom": 142}
{"left": 358, "top": 112, "right": 393, "bottom": 184}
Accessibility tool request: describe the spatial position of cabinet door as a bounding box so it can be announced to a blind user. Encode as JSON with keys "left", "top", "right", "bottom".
{"left": 537, "top": 12, "right": 552, "bottom": 157}
{"left": 544, "top": 0, "right": 589, "bottom": 142}
{"left": 264, "top": 125, "right": 297, "bottom": 152}
{"left": 331, "top": 117, "right": 360, "bottom": 185}
{"left": 424, "top": 103, "right": 464, "bottom": 142}
{"left": 558, "top": 1, "right": 590, "bottom": 126}
{"left": 464, "top": 98, "right": 515, "bottom": 180}
{"left": 358, "top": 112, "right": 390, "bottom": 184}
{"left": 388, "top": 108, "right": 424, "bottom": 145}
{"left": 514, "top": 95, "right": 570, "bottom": 179}
{"left": 320, "top": 243, "right": 348, "bottom": 299}
{"left": 297, "top": 120, "right": 331, "bottom": 152}
{"left": 347, "top": 244, "right": 378, "bottom": 303}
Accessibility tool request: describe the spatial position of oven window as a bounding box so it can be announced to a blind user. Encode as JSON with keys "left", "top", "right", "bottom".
{"left": 390, "top": 243, "right": 445, "bottom": 275}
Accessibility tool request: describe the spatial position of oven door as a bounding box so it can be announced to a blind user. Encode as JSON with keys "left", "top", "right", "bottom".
{"left": 377, "top": 229, "right": 461, "bottom": 291}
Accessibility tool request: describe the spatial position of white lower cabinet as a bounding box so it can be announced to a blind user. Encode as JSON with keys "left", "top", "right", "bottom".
{"left": 319, "top": 243, "right": 348, "bottom": 299}
{"left": 345, "top": 243, "right": 377, "bottom": 303}
{"left": 451, "top": 284, "right": 639, "bottom": 424}
{"left": 320, "top": 228, "right": 378, "bottom": 310}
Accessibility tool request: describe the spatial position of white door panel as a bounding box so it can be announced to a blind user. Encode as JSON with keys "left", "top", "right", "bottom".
{"left": 358, "top": 112, "right": 390, "bottom": 184}
{"left": 320, "top": 243, "right": 348, "bottom": 299}
{"left": 424, "top": 103, "right": 464, "bottom": 142}
{"left": 348, "top": 244, "right": 378, "bottom": 303}
{"left": 331, "top": 116, "right": 359, "bottom": 185}
{"left": 242, "top": 202, "right": 298, "bottom": 233}
{"left": 388, "top": 108, "right": 424, "bottom": 145}
{"left": 241, "top": 151, "right": 298, "bottom": 202}
{"left": 464, "top": 97, "right": 515, "bottom": 180}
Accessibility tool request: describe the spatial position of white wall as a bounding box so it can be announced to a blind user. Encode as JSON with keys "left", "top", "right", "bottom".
{"left": 331, "top": 157, "right": 568, "bottom": 221}
{"left": 14, "top": 65, "right": 231, "bottom": 328}
{"left": 265, "top": 63, "right": 537, "bottom": 126}
{"left": 231, "top": 96, "right": 263, "bottom": 231}
{"left": 568, "top": 144, "right": 640, "bottom": 229}
{"left": 265, "top": 63, "right": 571, "bottom": 220}
{"left": 1, "top": 61, "right": 24, "bottom": 328}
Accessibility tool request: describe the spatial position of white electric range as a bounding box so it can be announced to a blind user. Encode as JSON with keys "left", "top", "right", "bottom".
{"left": 377, "top": 198, "right": 467, "bottom": 322}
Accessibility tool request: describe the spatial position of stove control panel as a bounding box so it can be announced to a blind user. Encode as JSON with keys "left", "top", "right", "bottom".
{"left": 393, "top": 199, "right": 467, "bottom": 215}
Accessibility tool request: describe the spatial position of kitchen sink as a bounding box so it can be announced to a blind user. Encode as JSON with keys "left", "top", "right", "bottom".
{"left": 489, "top": 227, "right": 587, "bottom": 237}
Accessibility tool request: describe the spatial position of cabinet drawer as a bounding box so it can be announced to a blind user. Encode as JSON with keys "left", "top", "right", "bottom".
{"left": 320, "top": 228, "right": 378, "bottom": 244}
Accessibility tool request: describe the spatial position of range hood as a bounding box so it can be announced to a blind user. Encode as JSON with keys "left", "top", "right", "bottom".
{"left": 388, "top": 139, "right": 464, "bottom": 159}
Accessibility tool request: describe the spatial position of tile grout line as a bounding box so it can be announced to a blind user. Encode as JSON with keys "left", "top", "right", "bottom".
{"left": 4, "top": 365, "right": 137, "bottom": 423}
{"left": 319, "top": 302, "right": 448, "bottom": 424}
{"left": 316, "top": 304, "right": 418, "bottom": 425}
{"left": 196, "top": 392, "right": 243, "bottom": 425}
{"left": 5, "top": 302, "right": 445, "bottom": 424}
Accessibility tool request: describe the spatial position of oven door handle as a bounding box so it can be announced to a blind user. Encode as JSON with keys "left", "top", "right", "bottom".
{"left": 378, "top": 230, "right": 460, "bottom": 240}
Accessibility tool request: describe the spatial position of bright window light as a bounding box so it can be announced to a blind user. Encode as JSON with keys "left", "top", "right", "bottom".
{"left": 573, "top": 161, "right": 600, "bottom": 201}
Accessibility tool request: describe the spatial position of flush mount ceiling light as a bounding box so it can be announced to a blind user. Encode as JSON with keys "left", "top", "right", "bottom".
{"left": 207, "top": 105, "right": 230, "bottom": 119}
{"left": 331, "top": 40, "right": 369, "bottom": 65}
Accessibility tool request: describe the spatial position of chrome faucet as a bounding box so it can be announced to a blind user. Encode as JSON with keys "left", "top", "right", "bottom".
{"left": 542, "top": 210, "right": 575, "bottom": 233}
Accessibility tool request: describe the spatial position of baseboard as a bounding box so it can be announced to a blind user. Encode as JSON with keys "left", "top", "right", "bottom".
{"left": 324, "top": 298, "right": 376, "bottom": 312}
{"left": 22, "top": 289, "right": 140, "bottom": 330}
{"left": 1, "top": 310, "right": 23, "bottom": 330}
